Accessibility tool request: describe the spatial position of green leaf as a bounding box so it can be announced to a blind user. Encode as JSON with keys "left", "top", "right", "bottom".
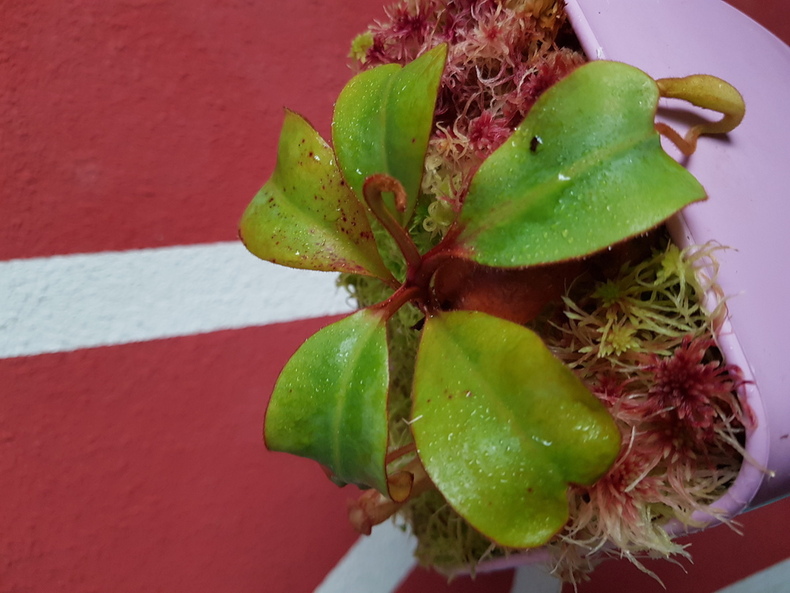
{"left": 332, "top": 44, "right": 448, "bottom": 224}
{"left": 411, "top": 310, "right": 620, "bottom": 548}
{"left": 455, "top": 61, "right": 706, "bottom": 267}
{"left": 265, "top": 309, "right": 391, "bottom": 494}
{"left": 239, "top": 109, "right": 393, "bottom": 281}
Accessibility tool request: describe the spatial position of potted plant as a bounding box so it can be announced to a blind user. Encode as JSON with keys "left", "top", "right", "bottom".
{"left": 238, "top": 0, "right": 782, "bottom": 583}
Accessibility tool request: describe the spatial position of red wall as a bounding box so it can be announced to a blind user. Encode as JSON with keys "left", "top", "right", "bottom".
{"left": 1, "top": 2, "right": 788, "bottom": 592}
{"left": 1, "top": 0, "right": 383, "bottom": 260}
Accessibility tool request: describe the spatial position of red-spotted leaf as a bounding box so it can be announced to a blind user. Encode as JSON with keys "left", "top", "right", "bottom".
{"left": 411, "top": 310, "right": 620, "bottom": 548}
{"left": 239, "top": 109, "right": 393, "bottom": 281}
{"left": 454, "top": 61, "right": 706, "bottom": 268}
{"left": 332, "top": 44, "right": 447, "bottom": 224}
{"left": 265, "top": 309, "right": 391, "bottom": 495}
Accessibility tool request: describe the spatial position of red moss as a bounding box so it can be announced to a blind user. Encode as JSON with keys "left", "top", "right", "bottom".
{"left": 641, "top": 335, "right": 743, "bottom": 446}
{"left": 467, "top": 110, "right": 511, "bottom": 156}
{"left": 356, "top": 0, "right": 585, "bottom": 161}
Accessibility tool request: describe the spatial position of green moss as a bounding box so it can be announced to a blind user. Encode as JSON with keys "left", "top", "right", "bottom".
{"left": 403, "top": 490, "right": 497, "bottom": 575}
{"left": 349, "top": 31, "right": 374, "bottom": 63}
{"left": 340, "top": 231, "right": 745, "bottom": 579}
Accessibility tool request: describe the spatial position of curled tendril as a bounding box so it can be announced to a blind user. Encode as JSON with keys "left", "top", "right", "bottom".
{"left": 656, "top": 74, "right": 746, "bottom": 156}
{"left": 362, "top": 173, "right": 423, "bottom": 270}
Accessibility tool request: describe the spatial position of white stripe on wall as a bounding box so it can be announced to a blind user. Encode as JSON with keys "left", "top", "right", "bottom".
{"left": 715, "top": 558, "right": 790, "bottom": 593}
{"left": 0, "top": 242, "right": 355, "bottom": 358}
{"left": 510, "top": 565, "right": 562, "bottom": 593}
{"left": 313, "top": 521, "right": 417, "bottom": 593}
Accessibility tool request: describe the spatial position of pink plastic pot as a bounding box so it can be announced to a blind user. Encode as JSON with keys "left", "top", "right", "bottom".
{"left": 469, "top": 1, "right": 790, "bottom": 573}
{"left": 566, "top": 0, "right": 790, "bottom": 522}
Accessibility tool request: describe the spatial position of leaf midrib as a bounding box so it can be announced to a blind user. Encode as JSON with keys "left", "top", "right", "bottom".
{"left": 426, "top": 315, "right": 562, "bottom": 478}
{"left": 330, "top": 315, "right": 385, "bottom": 486}
{"left": 465, "top": 128, "right": 657, "bottom": 236}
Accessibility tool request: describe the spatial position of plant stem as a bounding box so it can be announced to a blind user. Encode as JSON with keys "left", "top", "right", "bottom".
{"left": 371, "top": 284, "right": 421, "bottom": 319}
{"left": 385, "top": 443, "right": 417, "bottom": 465}
{"left": 405, "top": 233, "right": 468, "bottom": 312}
{"left": 363, "top": 174, "right": 423, "bottom": 270}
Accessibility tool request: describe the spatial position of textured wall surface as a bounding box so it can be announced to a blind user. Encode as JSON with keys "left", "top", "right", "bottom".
{"left": 1, "top": 0, "right": 382, "bottom": 260}
{"left": 0, "top": 1, "right": 521, "bottom": 591}
{"left": 1, "top": 1, "right": 789, "bottom": 593}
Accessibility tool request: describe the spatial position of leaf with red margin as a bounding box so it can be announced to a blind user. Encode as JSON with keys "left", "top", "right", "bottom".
{"left": 332, "top": 44, "right": 448, "bottom": 225}
{"left": 411, "top": 310, "right": 621, "bottom": 548}
{"left": 455, "top": 61, "right": 706, "bottom": 268}
{"left": 265, "top": 308, "right": 392, "bottom": 496}
{"left": 240, "top": 109, "right": 393, "bottom": 281}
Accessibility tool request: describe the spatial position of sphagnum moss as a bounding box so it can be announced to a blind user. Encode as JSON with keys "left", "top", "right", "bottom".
{"left": 344, "top": 232, "right": 748, "bottom": 581}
